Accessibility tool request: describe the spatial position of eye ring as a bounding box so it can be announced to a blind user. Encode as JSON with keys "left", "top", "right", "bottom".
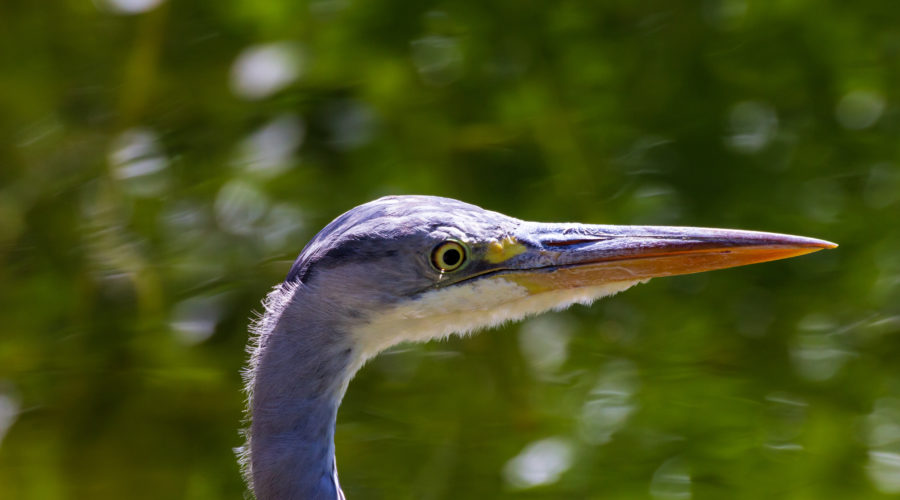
{"left": 431, "top": 240, "right": 467, "bottom": 272}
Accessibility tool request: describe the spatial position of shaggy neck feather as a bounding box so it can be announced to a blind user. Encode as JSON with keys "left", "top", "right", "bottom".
{"left": 248, "top": 285, "right": 355, "bottom": 500}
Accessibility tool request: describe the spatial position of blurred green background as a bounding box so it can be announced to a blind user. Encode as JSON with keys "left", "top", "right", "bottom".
{"left": 1, "top": 0, "right": 899, "bottom": 498}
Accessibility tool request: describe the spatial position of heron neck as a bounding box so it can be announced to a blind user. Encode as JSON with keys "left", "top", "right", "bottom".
{"left": 250, "top": 288, "right": 358, "bottom": 500}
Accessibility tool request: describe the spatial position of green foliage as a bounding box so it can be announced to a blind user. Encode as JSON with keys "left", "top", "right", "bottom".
{"left": 1, "top": 0, "right": 898, "bottom": 498}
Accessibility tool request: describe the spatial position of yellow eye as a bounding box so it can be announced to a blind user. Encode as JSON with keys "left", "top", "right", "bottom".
{"left": 431, "top": 240, "right": 467, "bottom": 272}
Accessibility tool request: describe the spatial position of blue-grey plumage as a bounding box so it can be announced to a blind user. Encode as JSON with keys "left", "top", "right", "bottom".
{"left": 240, "top": 195, "right": 836, "bottom": 499}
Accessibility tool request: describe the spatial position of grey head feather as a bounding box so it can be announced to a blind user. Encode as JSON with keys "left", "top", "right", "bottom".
{"left": 284, "top": 195, "right": 516, "bottom": 284}
{"left": 240, "top": 195, "right": 522, "bottom": 497}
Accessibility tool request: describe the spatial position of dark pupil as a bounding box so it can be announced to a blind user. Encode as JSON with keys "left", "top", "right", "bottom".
{"left": 442, "top": 248, "right": 461, "bottom": 266}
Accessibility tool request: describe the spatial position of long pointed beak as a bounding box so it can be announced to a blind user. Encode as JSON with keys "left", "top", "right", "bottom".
{"left": 488, "top": 223, "right": 837, "bottom": 292}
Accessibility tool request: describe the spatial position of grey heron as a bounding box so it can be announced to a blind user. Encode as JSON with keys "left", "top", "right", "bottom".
{"left": 239, "top": 195, "right": 835, "bottom": 499}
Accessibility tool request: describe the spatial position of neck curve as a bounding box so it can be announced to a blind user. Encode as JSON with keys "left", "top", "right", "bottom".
{"left": 245, "top": 283, "right": 358, "bottom": 500}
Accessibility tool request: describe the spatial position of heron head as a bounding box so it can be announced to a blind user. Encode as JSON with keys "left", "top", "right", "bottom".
{"left": 285, "top": 195, "right": 835, "bottom": 360}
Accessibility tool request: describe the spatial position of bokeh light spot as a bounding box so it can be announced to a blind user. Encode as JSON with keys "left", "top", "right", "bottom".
{"left": 726, "top": 101, "right": 778, "bottom": 154}
{"left": 791, "top": 314, "right": 852, "bottom": 381}
{"left": 518, "top": 315, "right": 573, "bottom": 375}
{"left": 96, "top": 0, "right": 164, "bottom": 15}
{"left": 230, "top": 43, "right": 304, "bottom": 100}
{"left": 836, "top": 90, "right": 885, "bottom": 130}
{"left": 108, "top": 128, "right": 169, "bottom": 197}
{"left": 233, "top": 114, "right": 305, "bottom": 178}
{"left": 257, "top": 203, "right": 306, "bottom": 251}
{"left": 578, "top": 359, "right": 639, "bottom": 445}
{"left": 868, "top": 451, "right": 900, "bottom": 493}
{"left": 411, "top": 35, "right": 463, "bottom": 86}
{"left": 865, "top": 398, "right": 900, "bottom": 448}
{"left": 650, "top": 457, "right": 692, "bottom": 499}
{"left": 503, "top": 437, "right": 574, "bottom": 489}
{"left": 171, "top": 295, "right": 227, "bottom": 345}
{"left": 214, "top": 180, "right": 269, "bottom": 235}
{"left": 0, "top": 384, "right": 20, "bottom": 448}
